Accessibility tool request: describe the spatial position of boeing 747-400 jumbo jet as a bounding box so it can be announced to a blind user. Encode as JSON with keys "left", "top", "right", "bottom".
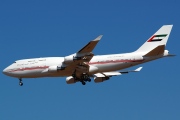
{"left": 3, "top": 25, "right": 174, "bottom": 86}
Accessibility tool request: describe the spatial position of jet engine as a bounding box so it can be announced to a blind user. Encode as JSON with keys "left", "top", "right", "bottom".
{"left": 64, "top": 55, "right": 81, "bottom": 64}
{"left": 66, "top": 76, "right": 77, "bottom": 84}
{"left": 48, "top": 66, "right": 58, "bottom": 72}
{"left": 48, "top": 66, "right": 65, "bottom": 72}
{"left": 94, "top": 77, "right": 109, "bottom": 83}
{"left": 64, "top": 56, "right": 74, "bottom": 64}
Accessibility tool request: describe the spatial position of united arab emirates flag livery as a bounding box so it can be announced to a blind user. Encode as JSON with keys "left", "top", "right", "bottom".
{"left": 147, "top": 34, "right": 167, "bottom": 42}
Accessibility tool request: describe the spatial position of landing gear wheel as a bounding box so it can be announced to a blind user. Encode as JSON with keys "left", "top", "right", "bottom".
{"left": 81, "top": 81, "right": 86, "bottom": 85}
{"left": 19, "top": 82, "right": 23, "bottom": 86}
{"left": 19, "top": 78, "right": 23, "bottom": 86}
{"left": 87, "top": 78, "right": 91, "bottom": 82}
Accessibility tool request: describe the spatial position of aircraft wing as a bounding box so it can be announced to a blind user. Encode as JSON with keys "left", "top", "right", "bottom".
{"left": 94, "top": 67, "right": 143, "bottom": 77}
{"left": 93, "top": 67, "right": 143, "bottom": 83}
{"left": 62, "top": 35, "right": 103, "bottom": 72}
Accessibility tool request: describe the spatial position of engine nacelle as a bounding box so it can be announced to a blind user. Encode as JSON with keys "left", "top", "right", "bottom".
{"left": 48, "top": 66, "right": 65, "bottom": 72}
{"left": 64, "top": 56, "right": 74, "bottom": 64}
{"left": 94, "top": 77, "right": 109, "bottom": 83}
{"left": 48, "top": 66, "right": 58, "bottom": 72}
{"left": 66, "top": 76, "right": 77, "bottom": 84}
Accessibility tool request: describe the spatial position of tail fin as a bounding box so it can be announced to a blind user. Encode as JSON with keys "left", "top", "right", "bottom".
{"left": 136, "top": 25, "right": 173, "bottom": 53}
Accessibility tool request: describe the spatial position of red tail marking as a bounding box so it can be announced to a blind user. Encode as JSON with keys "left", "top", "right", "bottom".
{"left": 147, "top": 35, "right": 155, "bottom": 42}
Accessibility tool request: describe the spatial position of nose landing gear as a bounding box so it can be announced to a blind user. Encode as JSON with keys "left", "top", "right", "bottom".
{"left": 19, "top": 78, "right": 23, "bottom": 86}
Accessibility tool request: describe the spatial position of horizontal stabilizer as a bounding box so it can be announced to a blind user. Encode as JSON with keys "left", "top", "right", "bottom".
{"left": 166, "top": 54, "right": 176, "bottom": 57}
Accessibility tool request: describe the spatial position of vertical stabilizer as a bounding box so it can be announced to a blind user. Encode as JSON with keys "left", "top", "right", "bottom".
{"left": 136, "top": 25, "right": 173, "bottom": 53}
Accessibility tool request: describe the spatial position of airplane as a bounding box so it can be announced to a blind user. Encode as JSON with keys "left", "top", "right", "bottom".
{"left": 3, "top": 25, "right": 174, "bottom": 86}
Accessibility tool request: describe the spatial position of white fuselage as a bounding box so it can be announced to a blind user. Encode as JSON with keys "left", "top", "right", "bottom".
{"left": 3, "top": 51, "right": 165, "bottom": 79}
{"left": 2, "top": 25, "right": 173, "bottom": 86}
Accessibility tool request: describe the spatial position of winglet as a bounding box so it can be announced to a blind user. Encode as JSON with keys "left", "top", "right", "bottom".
{"left": 78, "top": 35, "right": 103, "bottom": 53}
{"left": 134, "top": 67, "right": 143, "bottom": 72}
{"left": 120, "top": 67, "right": 143, "bottom": 73}
{"left": 93, "top": 35, "right": 103, "bottom": 41}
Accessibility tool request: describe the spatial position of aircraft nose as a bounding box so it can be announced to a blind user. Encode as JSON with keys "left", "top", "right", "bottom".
{"left": 3, "top": 66, "right": 17, "bottom": 77}
{"left": 2, "top": 68, "right": 8, "bottom": 75}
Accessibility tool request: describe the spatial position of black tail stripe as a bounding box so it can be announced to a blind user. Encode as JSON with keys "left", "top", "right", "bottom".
{"left": 151, "top": 39, "right": 162, "bottom": 41}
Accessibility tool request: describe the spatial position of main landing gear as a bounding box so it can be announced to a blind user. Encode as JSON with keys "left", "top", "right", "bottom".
{"left": 80, "top": 78, "right": 91, "bottom": 85}
{"left": 81, "top": 81, "right": 86, "bottom": 85}
{"left": 19, "top": 78, "right": 23, "bottom": 86}
{"left": 72, "top": 73, "right": 91, "bottom": 85}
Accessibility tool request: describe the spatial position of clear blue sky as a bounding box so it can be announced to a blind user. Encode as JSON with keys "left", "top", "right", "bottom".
{"left": 0, "top": 0, "right": 179, "bottom": 120}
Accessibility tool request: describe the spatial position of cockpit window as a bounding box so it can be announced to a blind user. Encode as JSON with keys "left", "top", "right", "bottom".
{"left": 14, "top": 62, "right": 16, "bottom": 63}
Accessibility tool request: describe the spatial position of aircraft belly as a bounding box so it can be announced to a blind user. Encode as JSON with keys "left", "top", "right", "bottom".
{"left": 11, "top": 69, "right": 72, "bottom": 78}
{"left": 14, "top": 69, "right": 47, "bottom": 78}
